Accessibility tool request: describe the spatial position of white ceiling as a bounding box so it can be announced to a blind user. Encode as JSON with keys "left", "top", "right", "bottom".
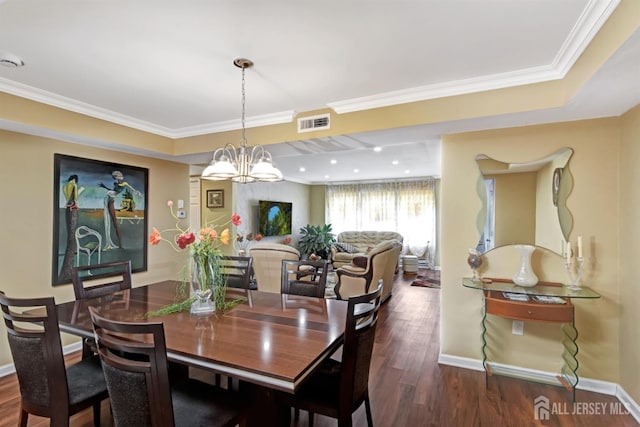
{"left": 1, "top": 0, "right": 638, "bottom": 184}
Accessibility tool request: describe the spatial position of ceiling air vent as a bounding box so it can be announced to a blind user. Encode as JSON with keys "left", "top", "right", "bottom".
{"left": 297, "top": 114, "right": 330, "bottom": 133}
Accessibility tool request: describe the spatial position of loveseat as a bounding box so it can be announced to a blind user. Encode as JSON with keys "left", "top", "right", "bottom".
{"left": 331, "top": 231, "right": 403, "bottom": 268}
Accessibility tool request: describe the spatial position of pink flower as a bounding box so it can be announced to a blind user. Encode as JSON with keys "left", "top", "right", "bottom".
{"left": 254, "top": 233, "right": 263, "bottom": 241}
{"left": 283, "top": 236, "right": 292, "bottom": 244}
{"left": 149, "top": 227, "right": 162, "bottom": 245}
{"left": 167, "top": 200, "right": 174, "bottom": 207}
{"left": 231, "top": 213, "right": 242, "bottom": 226}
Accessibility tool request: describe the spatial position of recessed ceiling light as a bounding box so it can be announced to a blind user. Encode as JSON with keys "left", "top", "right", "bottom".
{"left": 299, "top": 167, "right": 306, "bottom": 172}
{"left": 324, "top": 175, "right": 330, "bottom": 179}
{"left": 392, "top": 160, "right": 399, "bottom": 165}
{"left": 330, "top": 159, "right": 337, "bottom": 165}
{"left": 353, "top": 169, "right": 359, "bottom": 173}
{"left": 405, "top": 169, "right": 410, "bottom": 174}
{"left": 373, "top": 147, "right": 382, "bottom": 152}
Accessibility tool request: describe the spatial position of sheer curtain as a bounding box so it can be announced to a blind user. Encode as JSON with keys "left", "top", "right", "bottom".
{"left": 326, "top": 179, "right": 437, "bottom": 261}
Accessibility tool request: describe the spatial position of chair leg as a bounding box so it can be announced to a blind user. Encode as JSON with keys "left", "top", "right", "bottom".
{"left": 337, "top": 416, "right": 353, "bottom": 427}
{"left": 308, "top": 411, "right": 315, "bottom": 427}
{"left": 364, "top": 395, "right": 374, "bottom": 427}
{"left": 82, "top": 338, "right": 95, "bottom": 359}
{"left": 293, "top": 407, "right": 299, "bottom": 420}
{"left": 19, "top": 409, "right": 28, "bottom": 427}
{"left": 93, "top": 401, "right": 101, "bottom": 427}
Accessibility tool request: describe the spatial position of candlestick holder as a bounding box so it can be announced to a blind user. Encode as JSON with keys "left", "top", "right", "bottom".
{"left": 565, "top": 257, "right": 585, "bottom": 291}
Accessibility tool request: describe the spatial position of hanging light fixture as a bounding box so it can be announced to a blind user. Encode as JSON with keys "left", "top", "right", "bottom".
{"left": 201, "top": 58, "right": 283, "bottom": 183}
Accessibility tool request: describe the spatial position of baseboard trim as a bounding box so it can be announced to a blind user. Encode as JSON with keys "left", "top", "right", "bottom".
{"left": 616, "top": 384, "right": 640, "bottom": 423}
{"left": 0, "top": 341, "right": 83, "bottom": 378}
{"left": 438, "top": 352, "right": 640, "bottom": 423}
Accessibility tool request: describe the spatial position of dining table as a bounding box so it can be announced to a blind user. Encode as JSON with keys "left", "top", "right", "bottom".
{"left": 56, "top": 280, "right": 348, "bottom": 394}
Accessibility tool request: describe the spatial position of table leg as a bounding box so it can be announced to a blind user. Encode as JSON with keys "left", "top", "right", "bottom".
{"left": 240, "top": 381, "right": 291, "bottom": 427}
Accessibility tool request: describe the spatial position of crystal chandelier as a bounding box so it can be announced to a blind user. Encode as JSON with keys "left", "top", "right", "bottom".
{"left": 201, "top": 58, "right": 283, "bottom": 183}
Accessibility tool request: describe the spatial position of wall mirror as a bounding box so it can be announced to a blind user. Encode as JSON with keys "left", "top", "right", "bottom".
{"left": 475, "top": 147, "right": 573, "bottom": 255}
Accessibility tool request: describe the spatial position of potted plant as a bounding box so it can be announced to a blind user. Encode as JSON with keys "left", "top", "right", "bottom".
{"left": 298, "top": 224, "right": 336, "bottom": 260}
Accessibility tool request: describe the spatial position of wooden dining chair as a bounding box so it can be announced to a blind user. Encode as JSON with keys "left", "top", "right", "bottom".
{"left": 71, "top": 259, "right": 132, "bottom": 300}
{"left": 280, "top": 259, "right": 329, "bottom": 298}
{"left": 278, "top": 280, "right": 383, "bottom": 427}
{"left": 0, "top": 291, "right": 109, "bottom": 427}
{"left": 219, "top": 255, "right": 254, "bottom": 290}
{"left": 89, "top": 307, "right": 249, "bottom": 427}
{"left": 71, "top": 259, "right": 133, "bottom": 359}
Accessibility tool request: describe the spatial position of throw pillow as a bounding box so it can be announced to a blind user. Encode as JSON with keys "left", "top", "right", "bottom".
{"left": 335, "top": 242, "right": 359, "bottom": 253}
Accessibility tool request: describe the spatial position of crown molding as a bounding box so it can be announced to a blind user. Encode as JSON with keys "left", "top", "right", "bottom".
{"left": 329, "top": 0, "right": 620, "bottom": 114}
{"left": 0, "top": 77, "right": 180, "bottom": 137}
{"left": 0, "top": 0, "right": 620, "bottom": 135}
{"left": 0, "top": 76, "right": 295, "bottom": 139}
{"left": 170, "top": 110, "right": 296, "bottom": 138}
{"left": 551, "top": 0, "right": 622, "bottom": 76}
{"left": 328, "top": 65, "right": 558, "bottom": 114}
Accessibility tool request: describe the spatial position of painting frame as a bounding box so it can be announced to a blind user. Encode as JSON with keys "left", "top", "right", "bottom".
{"left": 206, "top": 189, "right": 224, "bottom": 208}
{"left": 52, "top": 154, "right": 148, "bottom": 286}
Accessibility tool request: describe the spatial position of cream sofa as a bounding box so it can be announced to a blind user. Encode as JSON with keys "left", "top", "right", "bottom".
{"left": 331, "top": 231, "right": 403, "bottom": 268}
{"left": 334, "top": 239, "right": 403, "bottom": 303}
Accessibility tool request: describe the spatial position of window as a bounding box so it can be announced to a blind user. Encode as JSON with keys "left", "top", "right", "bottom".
{"left": 326, "top": 179, "right": 436, "bottom": 258}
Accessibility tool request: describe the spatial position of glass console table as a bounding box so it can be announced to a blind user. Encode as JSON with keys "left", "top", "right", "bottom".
{"left": 462, "top": 277, "right": 600, "bottom": 401}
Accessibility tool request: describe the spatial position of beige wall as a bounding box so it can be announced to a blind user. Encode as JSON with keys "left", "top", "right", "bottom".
{"left": 441, "top": 117, "right": 621, "bottom": 381}
{"left": 309, "top": 185, "right": 327, "bottom": 226}
{"left": 200, "top": 179, "right": 234, "bottom": 255}
{"left": 619, "top": 104, "right": 640, "bottom": 403}
{"left": 0, "top": 130, "right": 189, "bottom": 366}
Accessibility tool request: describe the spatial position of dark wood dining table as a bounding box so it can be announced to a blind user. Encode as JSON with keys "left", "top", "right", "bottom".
{"left": 56, "top": 280, "right": 348, "bottom": 394}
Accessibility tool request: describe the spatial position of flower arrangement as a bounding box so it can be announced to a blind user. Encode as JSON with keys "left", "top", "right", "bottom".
{"left": 147, "top": 200, "right": 243, "bottom": 316}
{"left": 234, "top": 231, "right": 262, "bottom": 255}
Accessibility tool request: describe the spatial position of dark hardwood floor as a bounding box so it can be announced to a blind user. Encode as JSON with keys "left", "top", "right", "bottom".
{"left": 0, "top": 270, "right": 637, "bottom": 427}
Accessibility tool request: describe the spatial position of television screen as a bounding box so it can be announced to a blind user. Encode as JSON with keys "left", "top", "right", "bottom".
{"left": 258, "top": 200, "right": 292, "bottom": 236}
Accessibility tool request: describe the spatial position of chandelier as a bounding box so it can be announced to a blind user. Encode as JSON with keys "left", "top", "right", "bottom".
{"left": 201, "top": 58, "right": 283, "bottom": 183}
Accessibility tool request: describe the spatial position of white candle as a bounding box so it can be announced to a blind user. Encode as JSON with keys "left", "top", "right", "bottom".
{"left": 577, "top": 236, "right": 583, "bottom": 258}
{"left": 566, "top": 241, "right": 571, "bottom": 262}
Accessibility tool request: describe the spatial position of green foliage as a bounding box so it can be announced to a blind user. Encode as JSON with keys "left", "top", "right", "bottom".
{"left": 144, "top": 257, "right": 246, "bottom": 318}
{"left": 298, "top": 224, "right": 335, "bottom": 258}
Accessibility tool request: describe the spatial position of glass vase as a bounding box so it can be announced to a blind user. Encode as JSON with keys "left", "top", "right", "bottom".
{"left": 512, "top": 244, "right": 538, "bottom": 287}
{"left": 190, "top": 257, "right": 216, "bottom": 315}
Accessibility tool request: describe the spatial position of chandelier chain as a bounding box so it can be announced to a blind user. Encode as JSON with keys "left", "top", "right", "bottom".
{"left": 241, "top": 65, "right": 247, "bottom": 147}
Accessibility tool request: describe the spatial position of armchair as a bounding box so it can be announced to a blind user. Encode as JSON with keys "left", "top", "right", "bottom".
{"left": 249, "top": 243, "right": 300, "bottom": 293}
{"left": 334, "top": 239, "right": 402, "bottom": 302}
